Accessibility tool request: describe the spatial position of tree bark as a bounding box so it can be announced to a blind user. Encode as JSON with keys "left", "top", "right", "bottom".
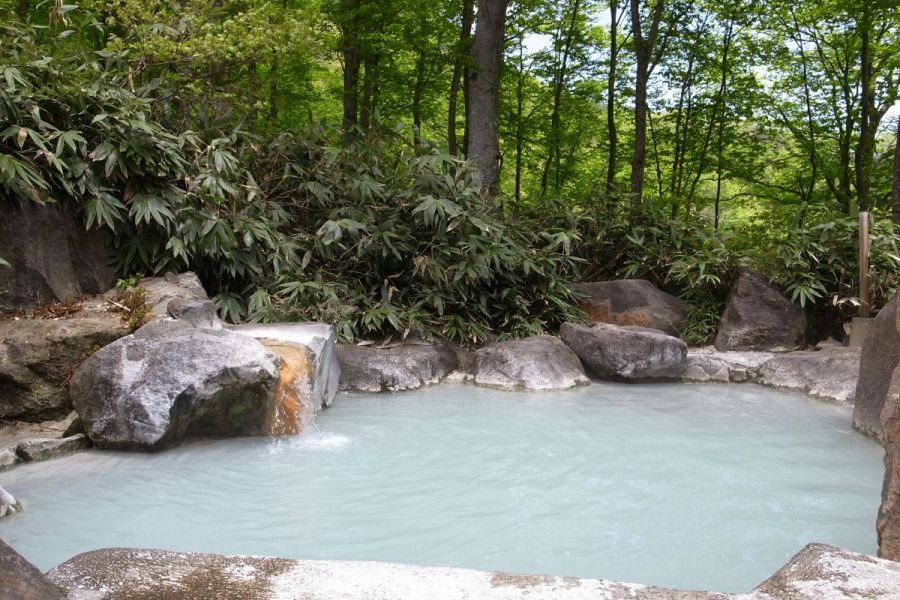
{"left": 514, "top": 37, "right": 525, "bottom": 203}
{"left": 541, "top": 0, "right": 582, "bottom": 196}
{"left": 628, "top": 0, "right": 665, "bottom": 213}
{"left": 360, "top": 41, "right": 380, "bottom": 130}
{"left": 854, "top": 3, "right": 873, "bottom": 212}
{"left": 467, "top": 0, "right": 509, "bottom": 195}
{"left": 341, "top": 0, "right": 362, "bottom": 147}
{"left": 893, "top": 118, "right": 900, "bottom": 228}
{"left": 449, "top": 0, "right": 474, "bottom": 156}
{"left": 605, "top": 0, "right": 620, "bottom": 196}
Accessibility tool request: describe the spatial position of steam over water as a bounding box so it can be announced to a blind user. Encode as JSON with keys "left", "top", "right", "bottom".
{"left": 0, "top": 383, "right": 883, "bottom": 592}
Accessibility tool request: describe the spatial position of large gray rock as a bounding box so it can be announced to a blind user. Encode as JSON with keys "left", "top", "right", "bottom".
{"left": 232, "top": 323, "right": 340, "bottom": 435}
{"left": 750, "top": 543, "right": 900, "bottom": 599}
{"left": 16, "top": 434, "right": 90, "bottom": 462}
{"left": 0, "top": 486, "right": 21, "bottom": 519}
{"left": 1, "top": 538, "right": 63, "bottom": 599}
{"left": 715, "top": 269, "right": 806, "bottom": 352}
{"left": 560, "top": 322, "right": 687, "bottom": 380}
{"left": 0, "top": 448, "right": 18, "bottom": 470}
{"left": 69, "top": 315, "right": 280, "bottom": 451}
{"left": 879, "top": 361, "right": 900, "bottom": 560}
{"left": 0, "top": 312, "right": 129, "bottom": 421}
{"left": 681, "top": 348, "right": 774, "bottom": 383}
{"left": 569, "top": 279, "right": 687, "bottom": 336}
{"left": 854, "top": 293, "right": 900, "bottom": 440}
{"left": 44, "top": 544, "right": 900, "bottom": 600}
{"left": 756, "top": 347, "right": 861, "bottom": 404}
{"left": 0, "top": 202, "right": 113, "bottom": 309}
{"left": 336, "top": 343, "right": 457, "bottom": 392}
{"left": 871, "top": 292, "right": 900, "bottom": 560}
{"left": 138, "top": 272, "right": 209, "bottom": 320}
{"left": 473, "top": 335, "right": 589, "bottom": 391}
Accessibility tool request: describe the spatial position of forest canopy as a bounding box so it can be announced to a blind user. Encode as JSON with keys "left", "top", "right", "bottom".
{"left": 1, "top": 0, "right": 898, "bottom": 345}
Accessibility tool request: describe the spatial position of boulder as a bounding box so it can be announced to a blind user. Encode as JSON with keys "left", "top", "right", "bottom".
{"left": 681, "top": 348, "right": 774, "bottom": 383}
{"left": 751, "top": 543, "right": 900, "bottom": 599}
{"left": 569, "top": 279, "right": 687, "bottom": 336}
{"left": 560, "top": 322, "right": 687, "bottom": 380}
{"left": 0, "top": 486, "right": 21, "bottom": 519}
{"left": 45, "top": 545, "right": 900, "bottom": 600}
{"left": 879, "top": 365, "right": 900, "bottom": 560}
{"left": 16, "top": 434, "right": 90, "bottom": 462}
{"left": 69, "top": 313, "right": 280, "bottom": 451}
{"left": 714, "top": 269, "right": 806, "bottom": 352}
{"left": 0, "top": 201, "right": 114, "bottom": 309}
{"left": 473, "top": 335, "right": 589, "bottom": 391}
{"left": 137, "top": 272, "right": 209, "bottom": 321}
{"left": 336, "top": 342, "right": 457, "bottom": 392}
{"left": 0, "top": 448, "right": 18, "bottom": 470}
{"left": 232, "top": 323, "right": 340, "bottom": 435}
{"left": 0, "top": 312, "right": 129, "bottom": 421}
{"left": 0, "top": 538, "right": 63, "bottom": 599}
{"left": 47, "top": 548, "right": 729, "bottom": 600}
{"left": 756, "top": 347, "right": 861, "bottom": 404}
{"left": 854, "top": 293, "right": 900, "bottom": 440}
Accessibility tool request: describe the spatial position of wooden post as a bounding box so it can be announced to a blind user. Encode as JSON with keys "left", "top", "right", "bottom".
{"left": 859, "top": 210, "right": 870, "bottom": 318}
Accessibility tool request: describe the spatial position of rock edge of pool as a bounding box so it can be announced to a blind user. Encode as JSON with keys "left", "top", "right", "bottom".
{"left": 30, "top": 543, "right": 900, "bottom": 600}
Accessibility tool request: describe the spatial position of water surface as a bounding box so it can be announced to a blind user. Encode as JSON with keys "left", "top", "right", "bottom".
{"left": 0, "top": 383, "right": 884, "bottom": 592}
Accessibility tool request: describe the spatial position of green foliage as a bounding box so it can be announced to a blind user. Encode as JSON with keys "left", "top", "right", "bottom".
{"left": 761, "top": 216, "right": 900, "bottom": 311}
{"left": 246, "top": 130, "right": 585, "bottom": 345}
{"left": 113, "top": 277, "right": 150, "bottom": 331}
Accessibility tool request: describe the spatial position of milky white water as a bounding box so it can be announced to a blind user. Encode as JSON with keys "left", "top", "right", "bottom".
{"left": 0, "top": 383, "right": 884, "bottom": 593}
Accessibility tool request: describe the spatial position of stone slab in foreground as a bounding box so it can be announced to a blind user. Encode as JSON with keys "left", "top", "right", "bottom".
{"left": 45, "top": 544, "right": 900, "bottom": 600}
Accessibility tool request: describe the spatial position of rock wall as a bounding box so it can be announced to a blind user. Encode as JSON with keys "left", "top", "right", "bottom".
{"left": 0, "top": 202, "right": 114, "bottom": 309}
{"left": 854, "top": 293, "right": 900, "bottom": 440}
{"left": 43, "top": 544, "right": 900, "bottom": 600}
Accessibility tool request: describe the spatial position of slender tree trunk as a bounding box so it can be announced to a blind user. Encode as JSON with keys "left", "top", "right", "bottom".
{"left": 514, "top": 37, "right": 525, "bottom": 203}
{"left": 360, "top": 43, "right": 380, "bottom": 130}
{"left": 247, "top": 61, "right": 258, "bottom": 125}
{"left": 467, "top": 0, "right": 509, "bottom": 194}
{"left": 686, "top": 18, "right": 733, "bottom": 206}
{"left": 629, "top": 0, "right": 665, "bottom": 213}
{"left": 649, "top": 108, "right": 664, "bottom": 200}
{"left": 606, "top": 0, "right": 619, "bottom": 196}
{"left": 542, "top": 0, "right": 582, "bottom": 196}
{"left": 893, "top": 118, "right": 900, "bottom": 228}
{"left": 449, "top": 0, "right": 475, "bottom": 156}
{"left": 268, "top": 51, "right": 278, "bottom": 124}
{"left": 412, "top": 48, "right": 427, "bottom": 146}
{"left": 713, "top": 19, "right": 734, "bottom": 230}
{"left": 791, "top": 11, "right": 818, "bottom": 203}
{"left": 670, "top": 50, "right": 695, "bottom": 216}
{"left": 855, "top": 3, "right": 873, "bottom": 212}
{"left": 341, "top": 0, "right": 362, "bottom": 147}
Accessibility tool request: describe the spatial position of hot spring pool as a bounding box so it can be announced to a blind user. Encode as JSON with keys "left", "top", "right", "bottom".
{"left": 0, "top": 383, "right": 884, "bottom": 592}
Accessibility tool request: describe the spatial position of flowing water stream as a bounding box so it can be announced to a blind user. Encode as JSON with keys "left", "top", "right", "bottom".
{"left": 0, "top": 382, "right": 884, "bottom": 592}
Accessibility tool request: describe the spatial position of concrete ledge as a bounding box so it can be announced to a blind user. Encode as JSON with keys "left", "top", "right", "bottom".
{"left": 45, "top": 544, "right": 900, "bottom": 600}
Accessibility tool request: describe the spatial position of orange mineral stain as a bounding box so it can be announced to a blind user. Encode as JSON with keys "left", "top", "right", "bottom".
{"left": 263, "top": 343, "right": 313, "bottom": 437}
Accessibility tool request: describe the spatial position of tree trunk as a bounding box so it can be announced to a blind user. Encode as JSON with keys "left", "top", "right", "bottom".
{"left": 542, "top": 0, "right": 582, "bottom": 196}
{"left": 854, "top": 3, "right": 873, "bottom": 212}
{"left": 629, "top": 0, "right": 665, "bottom": 213}
{"left": 269, "top": 51, "right": 278, "bottom": 124}
{"left": 893, "top": 118, "right": 900, "bottom": 228}
{"left": 360, "top": 44, "right": 380, "bottom": 130}
{"left": 713, "top": 19, "right": 734, "bottom": 230}
{"left": 514, "top": 37, "right": 525, "bottom": 203}
{"left": 412, "top": 48, "right": 427, "bottom": 146}
{"left": 467, "top": 0, "right": 509, "bottom": 195}
{"left": 605, "top": 0, "right": 619, "bottom": 196}
{"left": 341, "top": 0, "right": 362, "bottom": 147}
{"left": 449, "top": 0, "right": 475, "bottom": 156}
